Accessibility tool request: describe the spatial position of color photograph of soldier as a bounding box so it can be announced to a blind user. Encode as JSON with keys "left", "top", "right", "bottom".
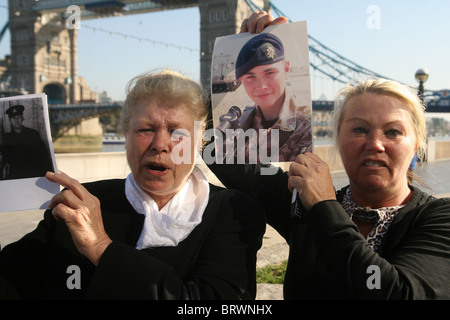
{"left": 211, "top": 21, "right": 312, "bottom": 163}
{"left": 0, "top": 99, "right": 54, "bottom": 180}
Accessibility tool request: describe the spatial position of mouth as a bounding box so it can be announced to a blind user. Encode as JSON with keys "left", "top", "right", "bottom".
{"left": 255, "top": 93, "right": 272, "bottom": 99}
{"left": 363, "top": 160, "right": 387, "bottom": 167}
{"left": 146, "top": 162, "right": 170, "bottom": 174}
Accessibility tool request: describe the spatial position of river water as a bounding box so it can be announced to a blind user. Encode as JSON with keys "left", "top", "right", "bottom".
{"left": 102, "top": 143, "right": 125, "bottom": 152}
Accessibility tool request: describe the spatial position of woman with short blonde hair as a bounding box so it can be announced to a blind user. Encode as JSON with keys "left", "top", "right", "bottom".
{"left": 0, "top": 69, "right": 265, "bottom": 300}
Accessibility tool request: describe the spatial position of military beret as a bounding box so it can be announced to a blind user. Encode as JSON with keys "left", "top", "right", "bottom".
{"left": 5, "top": 105, "right": 25, "bottom": 118}
{"left": 235, "top": 33, "right": 285, "bottom": 79}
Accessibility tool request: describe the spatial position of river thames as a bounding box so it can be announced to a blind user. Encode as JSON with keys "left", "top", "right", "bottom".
{"left": 101, "top": 143, "right": 125, "bottom": 153}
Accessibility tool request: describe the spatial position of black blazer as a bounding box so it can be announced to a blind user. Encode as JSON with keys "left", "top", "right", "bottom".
{"left": 0, "top": 179, "right": 265, "bottom": 299}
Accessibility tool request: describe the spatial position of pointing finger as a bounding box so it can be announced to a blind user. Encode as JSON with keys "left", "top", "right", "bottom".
{"left": 46, "top": 171, "right": 86, "bottom": 200}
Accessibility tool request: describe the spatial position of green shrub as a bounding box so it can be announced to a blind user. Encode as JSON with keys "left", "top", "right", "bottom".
{"left": 256, "top": 260, "right": 287, "bottom": 284}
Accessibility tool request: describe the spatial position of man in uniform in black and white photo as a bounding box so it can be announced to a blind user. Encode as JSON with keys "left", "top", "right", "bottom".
{"left": 2, "top": 104, "right": 53, "bottom": 179}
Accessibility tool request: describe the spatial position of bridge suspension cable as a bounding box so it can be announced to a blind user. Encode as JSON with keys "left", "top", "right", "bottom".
{"left": 0, "top": 22, "right": 8, "bottom": 46}
{"left": 246, "top": 0, "right": 392, "bottom": 85}
{"left": 82, "top": 24, "right": 199, "bottom": 54}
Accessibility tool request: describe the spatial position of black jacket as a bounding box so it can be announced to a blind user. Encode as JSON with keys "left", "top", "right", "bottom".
{"left": 208, "top": 163, "right": 450, "bottom": 299}
{"left": 0, "top": 179, "right": 265, "bottom": 299}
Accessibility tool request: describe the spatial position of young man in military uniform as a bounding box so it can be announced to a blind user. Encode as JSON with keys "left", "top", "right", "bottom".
{"left": 217, "top": 33, "right": 312, "bottom": 163}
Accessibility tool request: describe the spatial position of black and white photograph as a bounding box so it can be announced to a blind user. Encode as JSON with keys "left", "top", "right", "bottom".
{"left": 211, "top": 21, "right": 313, "bottom": 164}
{"left": 0, "top": 93, "right": 58, "bottom": 212}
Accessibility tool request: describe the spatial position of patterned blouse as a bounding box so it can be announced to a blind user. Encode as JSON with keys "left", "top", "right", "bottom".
{"left": 341, "top": 188, "right": 404, "bottom": 252}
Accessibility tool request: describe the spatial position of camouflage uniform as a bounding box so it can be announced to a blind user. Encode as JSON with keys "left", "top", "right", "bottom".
{"left": 219, "top": 91, "right": 312, "bottom": 163}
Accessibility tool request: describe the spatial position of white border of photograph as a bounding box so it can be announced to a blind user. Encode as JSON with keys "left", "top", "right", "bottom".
{"left": 0, "top": 93, "right": 59, "bottom": 212}
{"left": 210, "top": 21, "right": 312, "bottom": 163}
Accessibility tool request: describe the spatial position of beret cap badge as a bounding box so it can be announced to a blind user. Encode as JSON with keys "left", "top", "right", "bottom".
{"left": 261, "top": 42, "right": 277, "bottom": 60}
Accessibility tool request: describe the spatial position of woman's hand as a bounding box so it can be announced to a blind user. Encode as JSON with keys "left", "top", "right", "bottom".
{"left": 240, "top": 11, "right": 289, "bottom": 34}
{"left": 46, "top": 171, "right": 112, "bottom": 266}
{"left": 288, "top": 153, "right": 337, "bottom": 211}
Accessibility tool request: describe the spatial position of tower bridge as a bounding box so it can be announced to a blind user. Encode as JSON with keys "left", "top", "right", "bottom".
{"left": 1, "top": 0, "right": 269, "bottom": 106}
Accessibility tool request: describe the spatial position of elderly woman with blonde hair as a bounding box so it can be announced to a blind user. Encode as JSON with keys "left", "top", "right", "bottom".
{"left": 0, "top": 69, "right": 265, "bottom": 299}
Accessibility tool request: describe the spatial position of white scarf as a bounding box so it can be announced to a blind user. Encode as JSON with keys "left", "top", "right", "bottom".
{"left": 125, "top": 166, "right": 210, "bottom": 249}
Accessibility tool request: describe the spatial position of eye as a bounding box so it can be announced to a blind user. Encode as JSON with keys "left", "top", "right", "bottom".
{"left": 265, "top": 69, "right": 278, "bottom": 77}
{"left": 136, "top": 128, "right": 154, "bottom": 135}
{"left": 242, "top": 75, "right": 255, "bottom": 83}
{"left": 385, "top": 129, "right": 402, "bottom": 138}
{"left": 352, "top": 127, "right": 367, "bottom": 135}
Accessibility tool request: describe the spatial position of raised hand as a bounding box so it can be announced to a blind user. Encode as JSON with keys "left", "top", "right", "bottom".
{"left": 46, "top": 171, "right": 112, "bottom": 265}
{"left": 240, "top": 10, "right": 289, "bottom": 34}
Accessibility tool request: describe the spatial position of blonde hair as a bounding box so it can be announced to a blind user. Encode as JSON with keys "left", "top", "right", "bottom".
{"left": 120, "top": 69, "right": 208, "bottom": 134}
{"left": 332, "top": 78, "right": 427, "bottom": 161}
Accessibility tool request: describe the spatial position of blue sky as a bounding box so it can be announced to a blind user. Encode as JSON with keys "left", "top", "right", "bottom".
{"left": 1, "top": 0, "right": 449, "bottom": 103}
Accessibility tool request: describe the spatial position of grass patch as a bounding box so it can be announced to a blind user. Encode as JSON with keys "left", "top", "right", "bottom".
{"left": 256, "top": 260, "right": 287, "bottom": 284}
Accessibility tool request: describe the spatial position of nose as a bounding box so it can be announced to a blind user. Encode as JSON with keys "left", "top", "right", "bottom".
{"left": 255, "top": 76, "right": 268, "bottom": 89}
{"left": 365, "top": 132, "right": 385, "bottom": 152}
{"left": 150, "top": 129, "right": 171, "bottom": 153}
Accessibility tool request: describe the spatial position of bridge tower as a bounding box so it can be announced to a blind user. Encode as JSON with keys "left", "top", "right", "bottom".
{"left": 7, "top": 0, "right": 93, "bottom": 104}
